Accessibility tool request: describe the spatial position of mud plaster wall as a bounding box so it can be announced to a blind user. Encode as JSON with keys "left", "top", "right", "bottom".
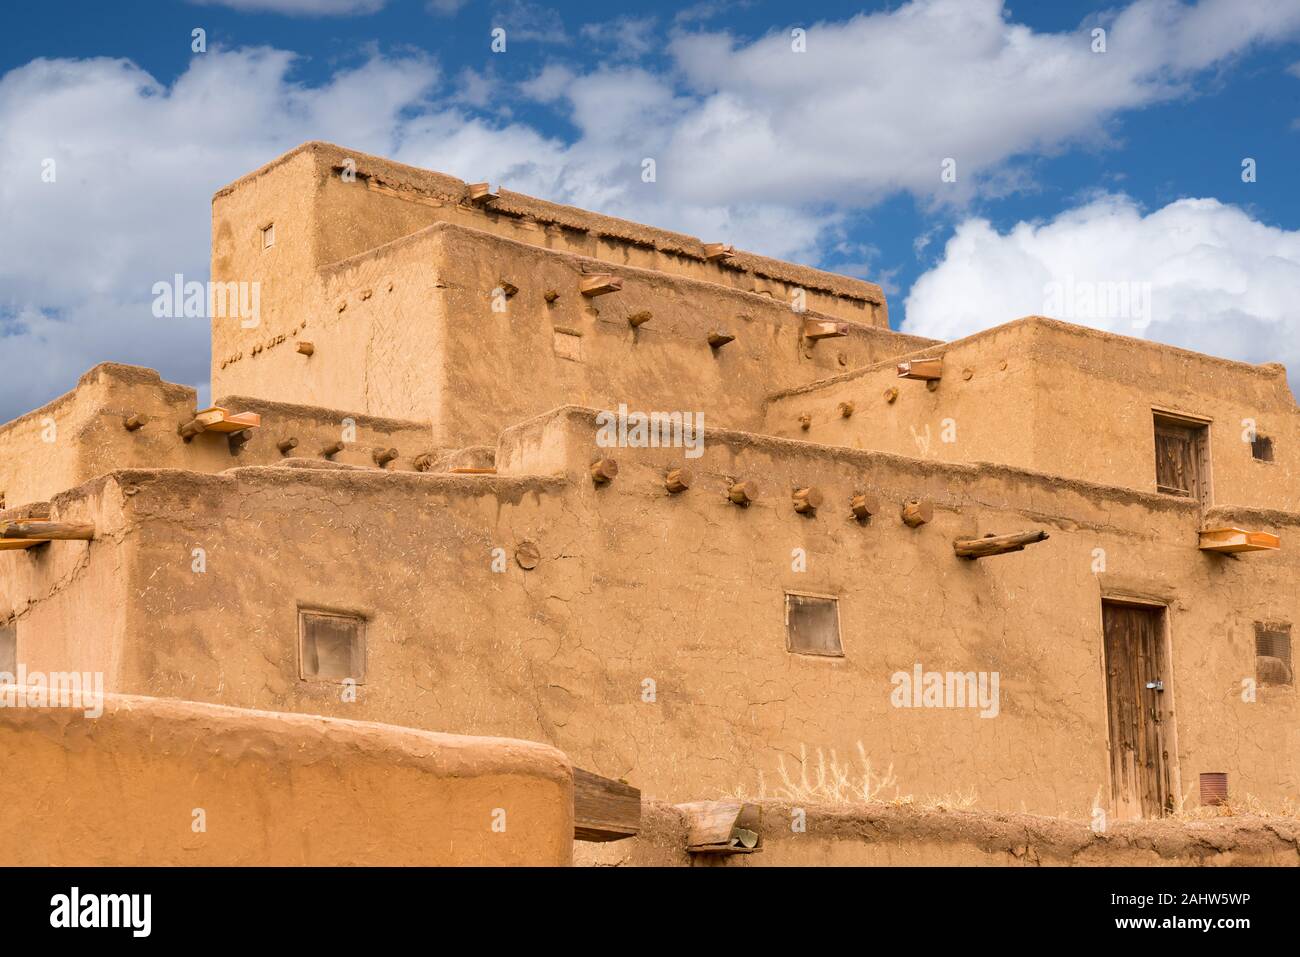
{"left": 213, "top": 142, "right": 887, "bottom": 330}
{"left": 0, "top": 363, "right": 439, "bottom": 508}
{"left": 0, "top": 690, "right": 572, "bottom": 865}
{"left": 214, "top": 219, "right": 932, "bottom": 447}
{"left": 765, "top": 318, "right": 1300, "bottom": 512}
{"left": 0, "top": 477, "right": 129, "bottom": 681}
{"left": 578, "top": 801, "right": 1300, "bottom": 867}
{"left": 15, "top": 409, "right": 1296, "bottom": 818}
{"left": 0, "top": 365, "right": 194, "bottom": 510}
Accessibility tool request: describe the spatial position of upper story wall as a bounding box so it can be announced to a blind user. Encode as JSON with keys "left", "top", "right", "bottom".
{"left": 209, "top": 142, "right": 892, "bottom": 408}
{"left": 212, "top": 142, "right": 888, "bottom": 329}
{"left": 765, "top": 317, "right": 1300, "bottom": 512}
{"left": 213, "top": 220, "right": 934, "bottom": 447}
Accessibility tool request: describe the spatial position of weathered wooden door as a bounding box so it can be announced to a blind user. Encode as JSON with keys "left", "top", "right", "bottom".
{"left": 1154, "top": 418, "right": 1205, "bottom": 504}
{"left": 1102, "top": 602, "right": 1173, "bottom": 819}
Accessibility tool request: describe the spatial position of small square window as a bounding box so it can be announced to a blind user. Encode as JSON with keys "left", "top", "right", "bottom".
{"left": 785, "top": 593, "right": 843, "bottom": 656}
{"left": 299, "top": 611, "right": 365, "bottom": 682}
{"left": 1251, "top": 434, "right": 1274, "bottom": 462}
{"left": 553, "top": 329, "right": 581, "bottom": 362}
{"left": 261, "top": 224, "right": 276, "bottom": 249}
{"left": 0, "top": 621, "right": 15, "bottom": 676}
{"left": 1255, "top": 622, "right": 1292, "bottom": 687}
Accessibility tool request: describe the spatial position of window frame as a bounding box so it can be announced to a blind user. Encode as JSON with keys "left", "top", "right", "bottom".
{"left": 297, "top": 608, "right": 367, "bottom": 684}
{"left": 783, "top": 590, "right": 845, "bottom": 658}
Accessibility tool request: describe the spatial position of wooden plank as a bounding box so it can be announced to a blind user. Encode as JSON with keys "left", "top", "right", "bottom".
{"left": 573, "top": 768, "right": 640, "bottom": 842}
{"left": 677, "top": 801, "right": 740, "bottom": 846}
{"left": 0, "top": 538, "right": 42, "bottom": 551}
{"left": 954, "top": 529, "right": 1049, "bottom": 559}
{"left": 181, "top": 407, "right": 261, "bottom": 438}
{"left": 676, "top": 801, "right": 762, "bottom": 853}
{"left": 897, "top": 357, "right": 943, "bottom": 380}
{"left": 802, "top": 318, "right": 848, "bottom": 340}
{"left": 1, "top": 522, "right": 94, "bottom": 541}
{"left": 466, "top": 182, "right": 498, "bottom": 204}
{"left": 579, "top": 274, "right": 623, "bottom": 297}
{"left": 1198, "top": 527, "right": 1280, "bottom": 553}
{"left": 447, "top": 467, "right": 497, "bottom": 474}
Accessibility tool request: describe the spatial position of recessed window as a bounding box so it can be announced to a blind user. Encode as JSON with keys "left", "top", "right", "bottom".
{"left": 299, "top": 611, "right": 365, "bottom": 682}
{"left": 1153, "top": 412, "right": 1210, "bottom": 504}
{"left": 785, "top": 593, "right": 843, "bottom": 656}
{"left": 1255, "top": 622, "right": 1293, "bottom": 687}
{"left": 1251, "top": 434, "right": 1274, "bottom": 462}
{"left": 261, "top": 223, "right": 276, "bottom": 249}
{"left": 0, "top": 621, "right": 15, "bottom": 676}
{"left": 553, "top": 329, "right": 582, "bottom": 362}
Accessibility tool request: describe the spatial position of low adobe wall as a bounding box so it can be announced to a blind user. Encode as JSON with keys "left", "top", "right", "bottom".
{"left": 0, "top": 689, "right": 572, "bottom": 865}
{"left": 0, "top": 361, "right": 439, "bottom": 509}
{"left": 576, "top": 801, "right": 1300, "bottom": 867}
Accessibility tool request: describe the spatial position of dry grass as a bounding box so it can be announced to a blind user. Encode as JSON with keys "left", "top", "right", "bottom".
{"left": 1169, "top": 791, "right": 1300, "bottom": 822}
{"left": 732, "top": 741, "right": 979, "bottom": 810}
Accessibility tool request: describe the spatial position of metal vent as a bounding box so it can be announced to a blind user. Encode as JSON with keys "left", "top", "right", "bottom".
{"left": 1199, "top": 772, "right": 1228, "bottom": 807}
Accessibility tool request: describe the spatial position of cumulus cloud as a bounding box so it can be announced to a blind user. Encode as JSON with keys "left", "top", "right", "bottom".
{"left": 0, "top": 49, "right": 444, "bottom": 418}
{"left": 4, "top": 0, "right": 1300, "bottom": 419}
{"left": 902, "top": 195, "right": 1300, "bottom": 386}
{"left": 660, "top": 0, "right": 1300, "bottom": 206}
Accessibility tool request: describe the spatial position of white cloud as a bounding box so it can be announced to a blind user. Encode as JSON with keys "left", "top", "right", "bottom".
{"left": 660, "top": 0, "right": 1300, "bottom": 207}
{"left": 189, "top": 0, "right": 386, "bottom": 15}
{"left": 492, "top": 1, "right": 569, "bottom": 45}
{"left": 902, "top": 195, "right": 1300, "bottom": 388}
{"left": 579, "top": 16, "right": 660, "bottom": 60}
{"left": 426, "top": 0, "right": 469, "bottom": 15}
{"left": 4, "top": 0, "right": 1300, "bottom": 419}
{"left": 0, "top": 49, "right": 445, "bottom": 419}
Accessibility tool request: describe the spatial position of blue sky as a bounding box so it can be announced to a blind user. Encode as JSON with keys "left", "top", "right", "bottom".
{"left": 2, "top": 0, "right": 1300, "bottom": 418}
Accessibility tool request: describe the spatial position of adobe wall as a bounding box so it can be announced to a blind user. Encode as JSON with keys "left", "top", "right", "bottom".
{"left": 8, "top": 408, "right": 1297, "bottom": 818}
{"left": 0, "top": 362, "right": 437, "bottom": 508}
{"left": 210, "top": 141, "right": 888, "bottom": 339}
{"left": 765, "top": 317, "right": 1300, "bottom": 511}
{"left": 214, "top": 220, "right": 933, "bottom": 446}
{"left": 0, "top": 689, "right": 572, "bottom": 865}
{"left": 0, "top": 475, "right": 128, "bottom": 682}
{"left": 578, "top": 801, "right": 1300, "bottom": 867}
{"left": 0, "top": 364, "right": 194, "bottom": 510}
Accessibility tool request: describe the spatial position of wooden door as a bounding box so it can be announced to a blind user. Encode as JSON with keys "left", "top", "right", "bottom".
{"left": 1102, "top": 602, "right": 1173, "bottom": 819}
{"left": 1154, "top": 419, "right": 1205, "bottom": 503}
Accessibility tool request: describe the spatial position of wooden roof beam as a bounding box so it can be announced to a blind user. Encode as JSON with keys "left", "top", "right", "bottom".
{"left": 898, "top": 357, "right": 943, "bottom": 380}
{"left": 954, "top": 529, "right": 1049, "bottom": 559}
{"left": 574, "top": 768, "right": 640, "bottom": 842}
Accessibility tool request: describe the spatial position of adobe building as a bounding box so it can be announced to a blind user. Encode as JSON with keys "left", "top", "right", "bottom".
{"left": 1, "top": 143, "right": 1297, "bottom": 864}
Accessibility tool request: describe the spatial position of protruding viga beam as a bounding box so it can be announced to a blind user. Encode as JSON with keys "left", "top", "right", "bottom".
{"left": 676, "top": 801, "right": 762, "bottom": 854}
{"left": 953, "top": 530, "right": 1049, "bottom": 559}
{"left": 1, "top": 522, "right": 96, "bottom": 543}
{"left": 573, "top": 768, "right": 640, "bottom": 842}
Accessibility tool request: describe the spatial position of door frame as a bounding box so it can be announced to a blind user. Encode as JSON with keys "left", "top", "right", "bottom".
{"left": 1097, "top": 595, "right": 1183, "bottom": 820}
